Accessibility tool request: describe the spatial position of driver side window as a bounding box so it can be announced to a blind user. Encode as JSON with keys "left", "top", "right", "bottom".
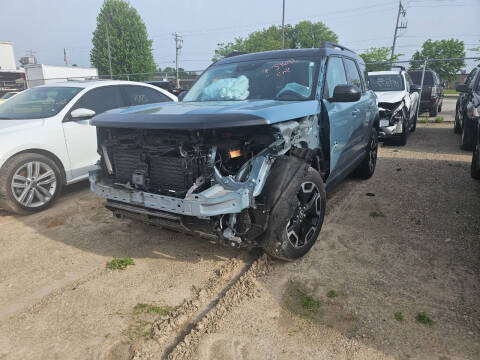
{"left": 70, "top": 86, "right": 125, "bottom": 116}
{"left": 323, "top": 57, "right": 347, "bottom": 99}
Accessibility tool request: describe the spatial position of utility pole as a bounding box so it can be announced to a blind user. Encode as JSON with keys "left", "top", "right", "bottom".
{"left": 391, "top": 0, "right": 407, "bottom": 60}
{"left": 105, "top": 23, "right": 113, "bottom": 79}
{"left": 281, "top": 0, "right": 286, "bottom": 49}
{"left": 173, "top": 32, "right": 183, "bottom": 88}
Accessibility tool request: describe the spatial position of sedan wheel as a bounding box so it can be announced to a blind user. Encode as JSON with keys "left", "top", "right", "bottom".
{"left": 11, "top": 161, "right": 57, "bottom": 208}
{"left": 0, "top": 153, "right": 63, "bottom": 214}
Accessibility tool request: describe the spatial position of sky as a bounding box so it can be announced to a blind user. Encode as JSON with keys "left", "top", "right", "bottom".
{"left": 1, "top": 0, "right": 479, "bottom": 74}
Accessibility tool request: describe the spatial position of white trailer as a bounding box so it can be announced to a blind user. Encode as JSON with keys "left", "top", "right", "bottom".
{"left": 25, "top": 64, "right": 98, "bottom": 88}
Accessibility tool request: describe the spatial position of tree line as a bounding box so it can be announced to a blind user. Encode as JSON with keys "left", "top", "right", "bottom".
{"left": 90, "top": 0, "right": 468, "bottom": 82}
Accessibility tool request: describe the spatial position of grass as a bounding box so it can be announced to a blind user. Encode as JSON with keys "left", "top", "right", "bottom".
{"left": 416, "top": 312, "right": 435, "bottom": 325}
{"left": 394, "top": 312, "right": 404, "bottom": 322}
{"left": 434, "top": 116, "right": 444, "bottom": 123}
{"left": 418, "top": 117, "right": 428, "bottom": 123}
{"left": 327, "top": 290, "right": 338, "bottom": 298}
{"left": 108, "top": 257, "right": 135, "bottom": 270}
{"left": 370, "top": 210, "right": 385, "bottom": 218}
{"left": 133, "top": 303, "right": 175, "bottom": 316}
{"left": 285, "top": 285, "right": 323, "bottom": 321}
{"left": 444, "top": 89, "right": 458, "bottom": 95}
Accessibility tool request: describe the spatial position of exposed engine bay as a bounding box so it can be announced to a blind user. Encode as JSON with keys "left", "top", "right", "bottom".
{"left": 90, "top": 115, "right": 323, "bottom": 247}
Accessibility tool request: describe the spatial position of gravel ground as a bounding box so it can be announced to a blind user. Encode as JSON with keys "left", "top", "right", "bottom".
{"left": 0, "top": 97, "right": 479, "bottom": 359}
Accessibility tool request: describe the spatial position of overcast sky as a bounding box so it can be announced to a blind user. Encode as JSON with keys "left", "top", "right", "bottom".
{"left": 1, "top": 0, "right": 478, "bottom": 73}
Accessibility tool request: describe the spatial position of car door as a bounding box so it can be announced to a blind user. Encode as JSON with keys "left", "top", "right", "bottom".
{"left": 343, "top": 57, "right": 369, "bottom": 157}
{"left": 62, "top": 85, "right": 125, "bottom": 180}
{"left": 322, "top": 56, "right": 357, "bottom": 180}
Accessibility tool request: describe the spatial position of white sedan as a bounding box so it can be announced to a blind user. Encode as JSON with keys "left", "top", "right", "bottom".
{"left": 0, "top": 80, "right": 177, "bottom": 214}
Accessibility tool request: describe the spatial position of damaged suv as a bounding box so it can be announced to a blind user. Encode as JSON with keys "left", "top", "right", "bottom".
{"left": 369, "top": 67, "right": 420, "bottom": 145}
{"left": 90, "top": 43, "right": 379, "bottom": 260}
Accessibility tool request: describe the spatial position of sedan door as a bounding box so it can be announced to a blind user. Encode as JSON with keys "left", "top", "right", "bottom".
{"left": 62, "top": 86, "right": 125, "bottom": 180}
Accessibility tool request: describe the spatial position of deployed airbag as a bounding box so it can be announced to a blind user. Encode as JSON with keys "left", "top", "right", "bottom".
{"left": 202, "top": 75, "right": 250, "bottom": 101}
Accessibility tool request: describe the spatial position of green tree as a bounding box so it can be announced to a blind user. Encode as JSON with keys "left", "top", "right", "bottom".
{"left": 213, "top": 21, "right": 337, "bottom": 61}
{"left": 409, "top": 39, "right": 465, "bottom": 81}
{"left": 90, "top": 0, "right": 156, "bottom": 79}
{"left": 359, "top": 47, "right": 401, "bottom": 71}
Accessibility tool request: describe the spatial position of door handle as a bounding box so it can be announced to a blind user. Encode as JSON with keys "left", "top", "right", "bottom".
{"left": 352, "top": 109, "right": 360, "bottom": 116}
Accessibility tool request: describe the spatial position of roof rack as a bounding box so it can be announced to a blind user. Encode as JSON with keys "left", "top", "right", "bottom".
{"left": 225, "top": 51, "right": 248, "bottom": 58}
{"left": 321, "top": 41, "right": 356, "bottom": 54}
{"left": 389, "top": 65, "right": 406, "bottom": 72}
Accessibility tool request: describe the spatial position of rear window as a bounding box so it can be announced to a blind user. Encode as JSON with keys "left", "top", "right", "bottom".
{"left": 409, "top": 71, "right": 434, "bottom": 86}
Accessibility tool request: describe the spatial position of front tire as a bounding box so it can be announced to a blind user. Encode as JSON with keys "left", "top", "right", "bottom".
{"left": 0, "top": 153, "right": 63, "bottom": 214}
{"left": 454, "top": 106, "right": 462, "bottom": 133}
{"left": 461, "top": 117, "right": 474, "bottom": 151}
{"left": 262, "top": 166, "right": 326, "bottom": 261}
{"left": 394, "top": 117, "right": 409, "bottom": 146}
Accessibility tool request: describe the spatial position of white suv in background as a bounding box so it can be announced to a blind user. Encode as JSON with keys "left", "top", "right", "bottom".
{"left": 369, "top": 67, "right": 420, "bottom": 145}
{"left": 0, "top": 80, "right": 177, "bottom": 214}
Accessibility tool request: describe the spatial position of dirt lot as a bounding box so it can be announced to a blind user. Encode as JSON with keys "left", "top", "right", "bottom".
{"left": 1, "top": 97, "right": 479, "bottom": 359}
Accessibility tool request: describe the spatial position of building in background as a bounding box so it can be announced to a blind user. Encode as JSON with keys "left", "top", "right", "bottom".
{"left": 0, "top": 41, "right": 25, "bottom": 96}
{"left": 24, "top": 64, "right": 98, "bottom": 87}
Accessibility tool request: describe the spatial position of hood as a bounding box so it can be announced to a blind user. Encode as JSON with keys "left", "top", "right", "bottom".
{"left": 91, "top": 100, "right": 320, "bottom": 129}
{"left": 0, "top": 119, "right": 45, "bottom": 136}
{"left": 375, "top": 91, "right": 405, "bottom": 104}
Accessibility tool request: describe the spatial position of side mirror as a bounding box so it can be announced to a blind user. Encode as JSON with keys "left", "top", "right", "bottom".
{"left": 328, "top": 84, "right": 361, "bottom": 102}
{"left": 70, "top": 108, "right": 96, "bottom": 120}
{"left": 410, "top": 84, "right": 421, "bottom": 93}
{"left": 456, "top": 84, "right": 470, "bottom": 93}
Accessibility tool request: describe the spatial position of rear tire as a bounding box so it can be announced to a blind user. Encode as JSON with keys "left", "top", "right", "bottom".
{"left": 429, "top": 103, "right": 438, "bottom": 117}
{"left": 471, "top": 145, "right": 480, "bottom": 180}
{"left": 353, "top": 128, "right": 378, "bottom": 179}
{"left": 394, "top": 117, "right": 409, "bottom": 146}
{"left": 262, "top": 166, "right": 326, "bottom": 261}
{"left": 0, "top": 153, "right": 63, "bottom": 215}
{"left": 410, "top": 111, "right": 417, "bottom": 133}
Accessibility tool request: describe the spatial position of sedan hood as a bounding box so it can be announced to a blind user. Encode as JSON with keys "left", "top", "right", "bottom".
{"left": 375, "top": 91, "right": 405, "bottom": 104}
{"left": 91, "top": 100, "right": 320, "bottom": 129}
{"left": 0, "top": 119, "right": 45, "bottom": 136}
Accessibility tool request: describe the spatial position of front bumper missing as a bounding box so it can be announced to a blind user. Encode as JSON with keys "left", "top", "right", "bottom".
{"left": 379, "top": 120, "right": 403, "bottom": 137}
{"left": 89, "top": 154, "right": 273, "bottom": 218}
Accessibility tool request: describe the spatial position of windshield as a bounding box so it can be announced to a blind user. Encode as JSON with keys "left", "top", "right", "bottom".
{"left": 409, "top": 71, "right": 433, "bottom": 86}
{"left": 183, "top": 58, "right": 319, "bottom": 102}
{"left": 0, "top": 86, "right": 83, "bottom": 119}
{"left": 369, "top": 74, "right": 404, "bottom": 92}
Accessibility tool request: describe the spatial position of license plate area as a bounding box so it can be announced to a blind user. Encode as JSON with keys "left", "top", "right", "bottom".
{"left": 379, "top": 119, "right": 390, "bottom": 127}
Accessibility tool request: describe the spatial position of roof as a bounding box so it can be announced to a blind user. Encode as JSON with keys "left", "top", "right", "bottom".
{"left": 36, "top": 79, "right": 153, "bottom": 89}
{"left": 215, "top": 47, "right": 363, "bottom": 66}
{"left": 368, "top": 70, "right": 403, "bottom": 76}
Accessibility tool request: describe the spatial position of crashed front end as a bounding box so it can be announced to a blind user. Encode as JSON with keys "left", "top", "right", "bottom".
{"left": 90, "top": 117, "right": 318, "bottom": 247}
{"left": 377, "top": 101, "right": 406, "bottom": 139}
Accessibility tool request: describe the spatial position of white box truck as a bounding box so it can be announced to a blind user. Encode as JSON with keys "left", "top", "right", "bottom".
{"left": 25, "top": 64, "right": 98, "bottom": 88}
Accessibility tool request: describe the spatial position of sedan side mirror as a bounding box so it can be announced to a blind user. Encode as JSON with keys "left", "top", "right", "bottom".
{"left": 328, "top": 84, "right": 361, "bottom": 103}
{"left": 70, "top": 108, "right": 96, "bottom": 120}
{"left": 456, "top": 84, "right": 470, "bottom": 93}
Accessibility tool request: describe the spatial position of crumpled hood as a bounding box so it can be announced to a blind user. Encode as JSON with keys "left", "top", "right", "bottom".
{"left": 91, "top": 100, "right": 320, "bottom": 129}
{"left": 0, "top": 119, "right": 45, "bottom": 136}
{"left": 375, "top": 91, "right": 405, "bottom": 105}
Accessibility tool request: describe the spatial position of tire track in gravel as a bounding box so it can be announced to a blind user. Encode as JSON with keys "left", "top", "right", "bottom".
{"left": 131, "top": 178, "right": 359, "bottom": 360}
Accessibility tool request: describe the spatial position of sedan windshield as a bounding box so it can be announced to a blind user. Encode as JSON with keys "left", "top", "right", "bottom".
{"left": 184, "top": 58, "right": 319, "bottom": 102}
{"left": 369, "top": 74, "right": 404, "bottom": 92}
{"left": 0, "top": 86, "right": 83, "bottom": 119}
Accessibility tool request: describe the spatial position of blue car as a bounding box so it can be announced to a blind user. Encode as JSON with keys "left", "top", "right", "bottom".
{"left": 89, "top": 42, "right": 379, "bottom": 260}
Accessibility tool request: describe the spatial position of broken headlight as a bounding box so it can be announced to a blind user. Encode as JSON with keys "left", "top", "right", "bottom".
{"left": 390, "top": 102, "right": 405, "bottom": 123}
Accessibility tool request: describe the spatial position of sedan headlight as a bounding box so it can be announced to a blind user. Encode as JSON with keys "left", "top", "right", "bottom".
{"left": 391, "top": 102, "right": 405, "bottom": 123}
